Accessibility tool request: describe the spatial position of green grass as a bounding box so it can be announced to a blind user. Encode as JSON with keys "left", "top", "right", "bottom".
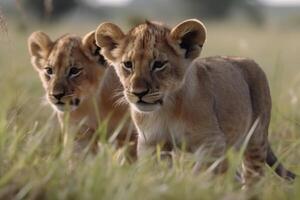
{"left": 0, "top": 19, "right": 300, "bottom": 199}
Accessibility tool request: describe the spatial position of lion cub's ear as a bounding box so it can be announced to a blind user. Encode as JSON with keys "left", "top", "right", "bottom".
{"left": 95, "top": 22, "right": 125, "bottom": 61}
{"left": 170, "top": 19, "right": 206, "bottom": 59}
{"left": 82, "top": 31, "right": 107, "bottom": 66}
{"left": 28, "top": 31, "right": 53, "bottom": 69}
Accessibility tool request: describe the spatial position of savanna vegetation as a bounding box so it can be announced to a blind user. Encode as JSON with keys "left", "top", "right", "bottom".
{"left": 0, "top": 11, "right": 300, "bottom": 200}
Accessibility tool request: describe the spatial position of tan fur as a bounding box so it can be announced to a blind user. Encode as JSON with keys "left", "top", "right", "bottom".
{"left": 28, "top": 31, "right": 135, "bottom": 155}
{"left": 95, "top": 19, "right": 295, "bottom": 185}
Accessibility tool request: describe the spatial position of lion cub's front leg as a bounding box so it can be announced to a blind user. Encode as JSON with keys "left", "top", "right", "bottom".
{"left": 189, "top": 132, "right": 228, "bottom": 174}
{"left": 137, "top": 134, "right": 172, "bottom": 159}
{"left": 58, "top": 114, "right": 98, "bottom": 154}
{"left": 137, "top": 136, "right": 155, "bottom": 158}
{"left": 136, "top": 126, "right": 228, "bottom": 174}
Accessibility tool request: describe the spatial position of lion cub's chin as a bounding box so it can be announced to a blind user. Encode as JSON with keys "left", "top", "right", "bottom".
{"left": 52, "top": 104, "right": 78, "bottom": 113}
{"left": 131, "top": 102, "right": 161, "bottom": 113}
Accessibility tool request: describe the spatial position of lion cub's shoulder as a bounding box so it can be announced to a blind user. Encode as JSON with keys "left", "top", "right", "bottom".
{"left": 194, "top": 56, "right": 256, "bottom": 68}
{"left": 192, "top": 56, "right": 263, "bottom": 79}
{"left": 188, "top": 56, "right": 267, "bottom": 102}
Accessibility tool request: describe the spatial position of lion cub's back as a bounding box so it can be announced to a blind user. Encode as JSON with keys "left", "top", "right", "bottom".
{"left": 194, "top": 56, "right": 257, "bottom": 146}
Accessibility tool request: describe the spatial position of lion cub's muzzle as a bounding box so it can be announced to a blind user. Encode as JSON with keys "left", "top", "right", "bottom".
{"left": 126, "top": 89, "right": 163, "bottom": 113}
{"left": 49, "top": 92, "right": 81, "bottom": 112}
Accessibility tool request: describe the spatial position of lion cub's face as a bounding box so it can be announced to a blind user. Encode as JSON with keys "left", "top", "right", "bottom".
{"left": 28, "top": 31, "right": 106, "bottom": 112}
{"left": 95, "top": 20, "right": 206, "bottom": 113}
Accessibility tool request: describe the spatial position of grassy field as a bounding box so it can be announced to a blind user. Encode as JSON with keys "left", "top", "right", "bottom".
{"left": 0, "top": 18, "right": 300, "bottom": 199}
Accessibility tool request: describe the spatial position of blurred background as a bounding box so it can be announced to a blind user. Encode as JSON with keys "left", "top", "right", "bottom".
{"left": 0, "top": 0, "right": 299, "bottom": 160}
{"left": 0, "top": 2, "right": 299, "bottom": 198}
{"left": 2, "top": 0, "right": 300, "bottom": 27}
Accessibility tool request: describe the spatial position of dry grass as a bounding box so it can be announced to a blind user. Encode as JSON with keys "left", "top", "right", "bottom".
{"left": 0, "top": 19, "right": 299, "bottom": 199}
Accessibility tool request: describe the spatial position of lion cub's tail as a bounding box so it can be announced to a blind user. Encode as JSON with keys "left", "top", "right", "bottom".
{"left": 266, "top": 144, "right": 296, "bottom": 181}
{"left": 237, "top": 58, "right": 297, "bottom": 182}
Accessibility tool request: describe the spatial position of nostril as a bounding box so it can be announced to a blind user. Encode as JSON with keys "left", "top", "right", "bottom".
{"left": 52, "top": 93, "right": 65, "bottom": 100}
{"left": 132, "top": 89, "right": 149, "bottom": 99}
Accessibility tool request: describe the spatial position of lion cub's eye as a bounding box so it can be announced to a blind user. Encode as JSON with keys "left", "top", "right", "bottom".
{"left": 152, "top": 60, "right": 168, "bottom": 71}
{"left": 45, "top": 67, "right": 53, "bottom": 75}
{"left": 122, "top": 61, "right": 133, "bottom": 71}
{"left": 69, "top": 67, "right": 82, "bottom": 78}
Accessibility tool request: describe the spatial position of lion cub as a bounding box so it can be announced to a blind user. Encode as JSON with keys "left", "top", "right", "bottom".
{"left": 28, "top": 31, "right": 135, "bottom": 154}
{"left": 95, "top": 19, "right": 295, "bottom": 185}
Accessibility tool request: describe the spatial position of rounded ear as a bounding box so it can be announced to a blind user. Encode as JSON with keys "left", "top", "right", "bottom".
{"left": 170, "top": 19, "right": 206, "bottom": 59}
{"left": 95, "top": 22, "right": 125, "bottom": 61}
{"left": 28, "top": 31, "right": 53, "bottom": 69}
{"left": 28, "top": 31, "right": 53, "bottom": 60}
{"left": 82, "top": 31, "right": 106, "bottom": 66}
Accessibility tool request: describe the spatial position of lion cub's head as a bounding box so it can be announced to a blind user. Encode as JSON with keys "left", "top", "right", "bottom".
{"left": 95, "top": 19, "right": 206, "bottom": 112}
{"left": 28, "top": 31, "right": 107, "bottom": 112}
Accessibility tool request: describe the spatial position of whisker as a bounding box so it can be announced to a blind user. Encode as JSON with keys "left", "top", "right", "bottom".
{"left": 112, "top": 88, "right": 124, "bottom": 99}
{"left": 113, "top": 87, "right": 123, "bottom": 93}
{"left": 111, "top": 89, "right": 129, "bottom": 107}
{"left": 112, "top": 91, "right": 123, "bottom": 99}
{"left": 114, "top": 96, "right": 129, "bottom": 107}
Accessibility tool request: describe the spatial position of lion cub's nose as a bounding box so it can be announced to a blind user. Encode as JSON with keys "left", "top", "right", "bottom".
{"left": 132, "top": 89, "right": 149, "bottom": 99}
{"left": 52, "top": 92, "right": 65, "bottom": 100}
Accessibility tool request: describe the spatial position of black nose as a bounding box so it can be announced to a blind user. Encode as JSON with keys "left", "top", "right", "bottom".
{"left": 52, "top": 92, "right": 65, "bottom": 100}
{"left": 132, "top": 89, "right": 149, "bottom": 99}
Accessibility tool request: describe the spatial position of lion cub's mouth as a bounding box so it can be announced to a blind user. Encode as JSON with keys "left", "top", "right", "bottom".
{"left": 53, "top": 98, "right": 81, "bottom": 112}
{"left": 137, "top": 99, "right": 163, "bottom": 105}
{"left": 133, "top": 99, "right": 163, "bottom": 113}
{"left": 56, "top": 101, "right": 65, "bottom": 105}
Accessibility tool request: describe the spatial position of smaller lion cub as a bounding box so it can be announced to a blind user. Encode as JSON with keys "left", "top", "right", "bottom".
{"left": 95, "top": 19, "right": 295, "bottom": 186}
{"left": 28, "top": 31, "right": 135, "bottom": 154}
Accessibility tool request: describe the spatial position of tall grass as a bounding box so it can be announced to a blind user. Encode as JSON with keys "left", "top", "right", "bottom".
{"left": 0, "top": 20, "right": 299, "bottom": 199}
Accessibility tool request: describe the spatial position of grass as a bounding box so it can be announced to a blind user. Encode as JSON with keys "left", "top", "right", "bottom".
{"left": 0, "top": 18, "right": 300, "bottom": 199}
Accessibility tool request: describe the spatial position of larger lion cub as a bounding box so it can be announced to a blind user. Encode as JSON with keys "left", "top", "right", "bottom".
{"left": 28, "top": 31, "right": 134, "bottom": 154}
{"left": 95, "top": 19, "right": 295, "bottom": 184}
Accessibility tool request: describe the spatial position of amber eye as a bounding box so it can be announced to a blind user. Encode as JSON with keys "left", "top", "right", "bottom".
{"left": 45, "top": 67, "right": 53, "bottom": 75}
{"left": 69, "top": 67, "right": 82, "bottom": 77}
{"left": 123, "top": 61, "right": 133, "bottom": 71}
{"left": 153, "top": 60, "right": 168, "bottom": 71}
